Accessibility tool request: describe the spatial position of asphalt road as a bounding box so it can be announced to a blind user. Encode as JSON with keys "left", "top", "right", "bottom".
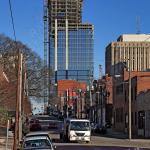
{"left": 55, "top": 145, "right": 150, "bottom": 150}
{"left": 29, "top": 116, "right": 150, "bottom": 149}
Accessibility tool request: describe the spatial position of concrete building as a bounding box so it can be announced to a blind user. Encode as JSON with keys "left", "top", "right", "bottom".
{"left": 48, "top": 0, "right": 94, "bottom": 83}
{"left": 113, "top": 69, "right": 150, "bottom": 138}
{"left": 105, "top": 34, "right": 150, "bottom": 76}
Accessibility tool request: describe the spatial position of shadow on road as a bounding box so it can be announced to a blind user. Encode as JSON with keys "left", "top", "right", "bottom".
{"left": 91, "top": 128, "right": 128, "bottom": 139}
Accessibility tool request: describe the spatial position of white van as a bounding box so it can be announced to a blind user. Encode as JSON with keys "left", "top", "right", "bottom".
{"left": 63, "top": 118, "right": 91, "bottom": 143}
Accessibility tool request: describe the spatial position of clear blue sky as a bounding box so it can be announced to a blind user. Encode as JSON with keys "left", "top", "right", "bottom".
{"left": 0, "top": 0, "right": 150, "bottom": 79}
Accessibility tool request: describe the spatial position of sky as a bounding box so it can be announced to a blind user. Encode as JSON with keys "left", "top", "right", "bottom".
{"left": 0, "top": 0, "right": 150, "bottom": 79}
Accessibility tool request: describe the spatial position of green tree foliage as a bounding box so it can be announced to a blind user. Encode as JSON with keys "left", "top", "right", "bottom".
{"left": 0, "top": 107, "right": 9, "bottom": 126}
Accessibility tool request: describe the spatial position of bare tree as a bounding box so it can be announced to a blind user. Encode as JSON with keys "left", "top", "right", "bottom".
{"left": 0, "top": 34, "right": 53, "bottom": 101}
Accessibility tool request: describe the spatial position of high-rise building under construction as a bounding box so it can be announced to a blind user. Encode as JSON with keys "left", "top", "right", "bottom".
{"left": 48, "top": 0, "right": 94, "bottom": 83}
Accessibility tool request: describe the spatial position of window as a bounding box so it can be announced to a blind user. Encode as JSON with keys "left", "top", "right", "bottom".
{"left": 125, "top": 113, "right": 128, "bottom": 128}
{"left": 116, "top": 108, "right": 123, "bottom": 123}
{"left": 138, "top": 111, "right": 145, "bottom": 129}
{"left": 131, "top": 112, "right": 133, "bottom": 125}
{"left": 135, "top": 112, "right": 137, "bottom": 126}
{"left": 134, "top": 86, "right": 137, "bottom": 101}
{"left": 125, "top": 90, "right": 127, "bottom": 102}
{"left": 116, "top": 84, "right": 123, "bottom": 94}
{"left": 131, "top": 88, "right": 134, "bottom": 101}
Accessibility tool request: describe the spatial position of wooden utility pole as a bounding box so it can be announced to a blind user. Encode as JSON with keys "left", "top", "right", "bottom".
{"left": 13, "top": 53, "right": 23, "bottom": 150}
{"left": 18, "top": 54, "right": 23, "bottom": 142}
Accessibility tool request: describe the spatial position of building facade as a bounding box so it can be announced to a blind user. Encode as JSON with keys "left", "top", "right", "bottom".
{"left": 105, "top": 34, "right": 150, "bottom": 76}
{"left": 113, "top": 69, "right": 150, "bottom": 137}
{"left": 90, "top": 76, "right": 113, "bottom": 126}
{"left": 57, "top": 80, "right": 87, "bottom": 118}
{"left": 48, "top": 0, "right": 94, "bottom": 83}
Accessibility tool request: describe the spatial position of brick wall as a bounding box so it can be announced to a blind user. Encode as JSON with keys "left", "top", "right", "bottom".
{"left": 114, "top": 69, "right": 150, "bottom": 136}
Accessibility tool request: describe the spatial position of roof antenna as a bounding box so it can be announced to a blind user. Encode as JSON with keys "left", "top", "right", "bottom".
{"left": 136, "top": 16, "right": 141, "bottom": 34}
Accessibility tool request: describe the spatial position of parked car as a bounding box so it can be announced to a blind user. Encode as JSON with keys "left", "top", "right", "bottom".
{"left": 22, "top": 136, "right": 56, "bottom": 150}
{"left": 25, "top": 131, "right": 52, "bottom": 142}
{"left": 29, "top": 119, "right": 41, "bottom": 131}
{"left": 94, "top": 124, "right": 107, "bottom": 134}
{"left": 48, "top": 121, "right": 57, "bottom": 129}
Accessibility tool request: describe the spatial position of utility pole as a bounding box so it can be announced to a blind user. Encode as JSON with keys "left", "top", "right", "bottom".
{"left": 99, "top": 65, "right": 103, "bottom": 125}
{"left": 13, "top": 53, "right": 23, "bottom": 150}
{"left": 100, "top": 85, "right": 103, "bottom": 126}
{"left": 66, "top": 89, "right": 69, "bottom": 118}
{"left": 128, "top": 55, "right": 132, "bottom": 140}
{"left": 18, "top": 54, "right": 23, "bottom": 142}
{"left": 79, "top": 89, "right": 82, "bottom": 118}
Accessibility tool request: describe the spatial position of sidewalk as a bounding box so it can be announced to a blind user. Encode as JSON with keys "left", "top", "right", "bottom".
{"left": 0, "top": 127, "right": 14, "bottom": 150}
{"left": 106, "top": 128, "right": 128, "bottom": 139}
{"left": 92, "top": 128, "right": 150, "bottom": 148}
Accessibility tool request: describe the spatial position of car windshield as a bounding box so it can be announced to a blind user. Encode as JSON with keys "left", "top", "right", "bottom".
{"left": 70, "top": 121, "right": 90, "bottom": 131}
{"left": 24, "top": 139, "right": 51, "bottom": 148}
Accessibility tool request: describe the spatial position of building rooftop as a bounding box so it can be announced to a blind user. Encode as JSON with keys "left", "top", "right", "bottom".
{"left": 117, "top": 34, "right": 150, "bottom": 42}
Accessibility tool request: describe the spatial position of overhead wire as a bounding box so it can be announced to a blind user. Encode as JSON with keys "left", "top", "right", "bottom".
{"left": 8, "top": 0, "right": 17, "bottom": 43}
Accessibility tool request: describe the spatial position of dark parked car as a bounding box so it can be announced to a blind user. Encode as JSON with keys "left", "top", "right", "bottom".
{"left": 94, "top": 124, "right": 107, "bottom": 134}
{"left": 29, "top": 119, "right": 41, "bottom": 131}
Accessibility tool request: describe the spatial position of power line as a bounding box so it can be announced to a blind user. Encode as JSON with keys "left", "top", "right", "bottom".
{"left": 8, "top": 0, "right": 17, "bottom": 42}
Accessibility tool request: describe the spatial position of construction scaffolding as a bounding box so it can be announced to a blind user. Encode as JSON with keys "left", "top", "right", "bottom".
{"left": 48, "top": 0, "right": 83, "bottom": 29}
{"left": 47, "top": 0, "right": 94, "bottom": 84}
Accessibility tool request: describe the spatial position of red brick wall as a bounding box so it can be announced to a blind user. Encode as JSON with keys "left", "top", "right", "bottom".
{"left": 105, "top": 75, "right": 113, "bottom": 104}
{"left": 114, "top": 69, "right": 150, "bottom": 135}
{"left": 57, "top": 80, "right": 87, "bottom": 96}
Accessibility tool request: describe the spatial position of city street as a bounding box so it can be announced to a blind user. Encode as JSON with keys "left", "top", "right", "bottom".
{"left": 55, "top": 145, "right": 149, "bottom": 150}
{"left": 27, "top": 116, "right": 150, "bottom": 150}
{"left": 53, "top": 136, "right": 150, "bottom": 150}
{"left": 1, "top": 123, "right": 150, "bottom": 150}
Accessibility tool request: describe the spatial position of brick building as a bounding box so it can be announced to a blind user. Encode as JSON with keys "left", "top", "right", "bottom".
{"left": 105, "top": 75, "right": 113, "bottom": 125}
{"left": 90, "top": 76, "right": 113, "bottom": 126}
{"left": 113, "top": 69, "right": 150, "bottom": 137}
{"left": 57, "top": 80, "right": 87, "bottom": 118}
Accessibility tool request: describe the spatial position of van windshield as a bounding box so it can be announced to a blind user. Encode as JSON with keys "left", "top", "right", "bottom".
{"left": 70, "top": 121, "right": 90, "bottom": 131}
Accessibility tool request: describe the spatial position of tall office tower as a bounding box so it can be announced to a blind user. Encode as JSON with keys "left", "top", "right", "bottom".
{"left": 105, "top": 34, "right": 150, "bottom": 75}
{"left": 48, "top": 0, "right": 94, "bottom": 83}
